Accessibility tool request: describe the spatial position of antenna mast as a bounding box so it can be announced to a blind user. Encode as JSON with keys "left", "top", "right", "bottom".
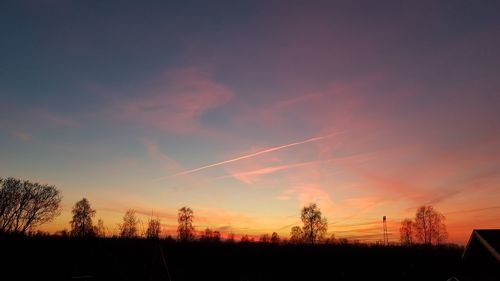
{"left": 383, "top": 216, "right": 389, "bottom": 246}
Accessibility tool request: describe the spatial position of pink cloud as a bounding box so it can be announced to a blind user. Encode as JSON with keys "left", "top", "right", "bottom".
{"left": 114, "top": 68, "right": 232, "bottom": 134}
{"left": 221, "top": 161, "right": 317, "bottom": 184}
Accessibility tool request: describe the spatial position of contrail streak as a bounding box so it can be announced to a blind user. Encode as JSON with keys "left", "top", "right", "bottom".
{"left": 173, "top": 132, "right": 340, "bottom": 177}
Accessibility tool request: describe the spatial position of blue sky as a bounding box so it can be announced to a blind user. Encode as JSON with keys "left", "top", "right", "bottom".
{"left": 1, "top": 0, "right": 500, "bottom": 242}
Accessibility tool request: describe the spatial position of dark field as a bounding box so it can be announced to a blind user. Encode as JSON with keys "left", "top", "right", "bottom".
{"left": 0, "top": 236, "right": 473, "bottom": 281}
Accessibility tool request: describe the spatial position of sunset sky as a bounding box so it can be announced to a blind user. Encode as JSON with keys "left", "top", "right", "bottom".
{"left": 1, "top": 1, "right": 499, "bottom": 244}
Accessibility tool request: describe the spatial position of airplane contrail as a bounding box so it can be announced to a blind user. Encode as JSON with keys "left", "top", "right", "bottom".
{"left": 173, "top": 132, "right": 341, "bottom": 177}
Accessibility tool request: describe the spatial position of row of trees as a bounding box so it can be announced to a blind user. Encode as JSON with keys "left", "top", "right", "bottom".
{"left": 2, "top": 177, "right": 448, "bottom": 245}
{"left": 70, "top": 198, "right": 163, "bottom": 238}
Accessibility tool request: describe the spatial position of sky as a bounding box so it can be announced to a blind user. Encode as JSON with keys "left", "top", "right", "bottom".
{"left": 1, "top": 0, "right": 499, "bottom": 244}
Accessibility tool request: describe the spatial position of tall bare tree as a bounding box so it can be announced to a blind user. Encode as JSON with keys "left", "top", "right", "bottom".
{"left": 414, "top": 205, "right": 447, "bottom": 245}
{"left": 290, "top": 226, "right": 304, "bottom": 244}
{"left": 399, "top": 218, "right": 414, "bottom": 246}
{"left": 0, "top": 177, "right": 61, "bottom": 234}
{"left": 146, "top": 216, "right": 161, "bottom": 239}
{"left": 301, "top": 203, "right": 328, "bottom": 244}
{"left": 70, "top": 198, "right": 96, "bottom": 237}
{"left": 120, "top": 209, "right": 138, "bottom": 238}
{"left": 177, "top": 206, "right": 195, "bottom": 241}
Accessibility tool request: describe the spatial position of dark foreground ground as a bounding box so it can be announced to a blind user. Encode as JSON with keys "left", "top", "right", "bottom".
{"left": 0, "top": 236, "right": 492, "bottom": 281}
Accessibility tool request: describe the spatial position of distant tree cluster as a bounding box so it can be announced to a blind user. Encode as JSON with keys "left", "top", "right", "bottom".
{"left": 399, "top": 205, "right": 448, "bottom": 245}
{"left": 226, "top": 233, "right": 235, "bottom": 243}
{"left": 200, "top": 228, "right": 221, "bottom": 242}
{"left": 0, "top": 177, "right": 61, "bottom": 234}
{"left": 258, "top": 232, "right": 280, "bottom": 243}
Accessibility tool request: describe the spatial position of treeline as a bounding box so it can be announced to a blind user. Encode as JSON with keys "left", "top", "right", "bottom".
{"left": 1, "top": 177, "right": 450, "bottom": 245}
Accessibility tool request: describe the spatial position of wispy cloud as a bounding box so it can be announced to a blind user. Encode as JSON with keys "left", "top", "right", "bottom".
{"left": 113, "top": 68, "right": 232, "bottom": 134}
{"left": 216, "top": 160, "right": 321, "bottom": 184}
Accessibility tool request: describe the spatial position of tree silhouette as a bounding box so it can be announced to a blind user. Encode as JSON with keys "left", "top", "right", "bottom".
{"left": 120, "top": 209, "right": 138, "bottom": 238}
{"left": 177, "top": 206, "right": 195, "bottom": 241}
{"left": 70, "top": 198, "right": 96, "bottom": 237}
{"left": 290, "top": 226, "right": 304, "bottom": 244}
{"left": 146, "top": 216, "right": 161, "bottom": 239}
{"left": 0, "top": 177, "right": 61, "bottom": 234}
{"left": 259, "top": 233, "right": 270, "bottom": 243}
{"left": 226, "top": 232, "right": 235, "bottom": 243}
{"left": 324, "top": 233, "right": 337, "bottom": 244}
{"left": 301, "top": 203, "right": 327, "bottom": 244}
{"left": 399, "top": 218, "right": 414, "bottom": 246}
{"left": 200, "top": 228, "right": 221, "bottom": 242}
{"left": 240, "top": 234, "right": 251, "bottom": 243}
{"left": 200, "top": 228, "right": 213, "bottom": 241}
{"left": 414, "top": 205, "right": 448, "bottom": 245}
{"left": 271, "top": 232, "right": 280, "bottom": 244}
{"left": 95, "top": 218, "right": 106, "bottom": 237}
{"left": 434, "top": 213, "right": 448, "bottom": 245}
{"left": 213, "top": 230, "right": 221, "bottom": 242}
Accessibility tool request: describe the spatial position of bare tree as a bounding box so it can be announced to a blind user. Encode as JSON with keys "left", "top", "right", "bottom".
{"left": 177, "top": 206, "right": 195, "bottom": 241}
{"left": 290, "top": 226, "right": 304, "bottom": 244}
{"left": 435, "top": 213, "right": 448, "bottom": 245}
{"left": 399, "top": 218, "right": 414, "bottom": 246}
{"left": 70, "top": 198, "right": 96, "bottom": 237}
{"left": 414, "top": 205, "right": 447, "bottom": 245}
{"left": 301, "top": 203, "right": 328, "bottom": 244}
{"left": 0, "top": 177, "right": 61, "bottom": 234}
{"left": 271, "top": 232, "right": 280, "bottom": 244}
{"left": 146, "top": 217, "right": 161, "bottom": 239}
{"left": 120, "top": 209, "right": 138, "bottom": 238}
{"left": 95, "top": 218, "right": 106, "bottom": 237}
